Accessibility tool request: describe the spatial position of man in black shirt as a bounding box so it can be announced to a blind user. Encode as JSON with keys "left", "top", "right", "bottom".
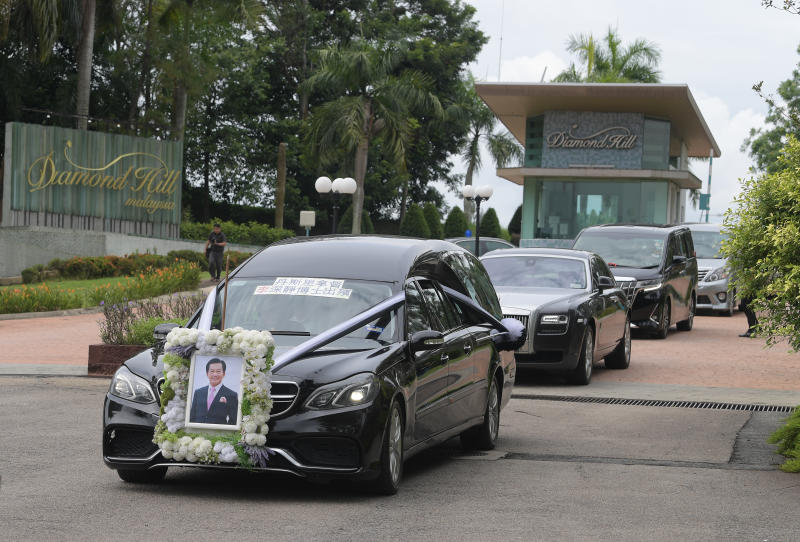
{"left": 205, "top": 223, "right": 227, "bottom": 281}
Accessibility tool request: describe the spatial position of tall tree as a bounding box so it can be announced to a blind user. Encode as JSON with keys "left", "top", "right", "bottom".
{"left": 456, "top": 75, "right": 522, "bottom": 219}
{"left": 553, "top": 27, "right": 661, "bottom": 83}
{"left": 304, "top": 40, "right": 441, "bottom": 233}
{"left": 155, "top": 0, "right": 262, "bottom": 140}
{"left": 742, "top": 45, "right": 800, "bottom": 173}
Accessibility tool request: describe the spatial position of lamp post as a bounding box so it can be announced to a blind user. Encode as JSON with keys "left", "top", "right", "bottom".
{"left": 461, "top": 184, "right": 494, "bottom": 256}
{"left": 315, "top": 176, "right": 357, "bottom": 234}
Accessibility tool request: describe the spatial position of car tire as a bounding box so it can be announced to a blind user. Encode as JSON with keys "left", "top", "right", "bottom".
{"left": 654, "top": 300, "right": 671, "bottom": 339}
{"left": 371, "top": 400, "right": 404, "bottom": 495}
{"left": 460, "top": 375, "right": 501, "bottom": 451}
{"left": 677, "top": 295, "right": 695, "bottom": 331}
{"left": 116, "top": 467, "right": 167, "bottom": 484}
{"left": 568, "top": 327, "right": 594, "bottom": 385}
{"left": 605, "top": 315, "right": 631, "bottom": 369}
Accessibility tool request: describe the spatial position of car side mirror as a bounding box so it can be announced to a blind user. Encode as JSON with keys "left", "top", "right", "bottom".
{"left": 597, "top": 276, "right": 615, "bottom": 290}
{"left": 410, "top": 330, "right": 445, "bottom": 352}
{"left": 153, "top": 322, "right": 180, "bottom": 343}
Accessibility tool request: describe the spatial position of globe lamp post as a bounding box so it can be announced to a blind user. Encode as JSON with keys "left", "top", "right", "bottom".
{"left": 315, "top": 176, "right": 357, "bottom": 234}
{"left": 462, "top": 184, "right": 493, "bottom": 256}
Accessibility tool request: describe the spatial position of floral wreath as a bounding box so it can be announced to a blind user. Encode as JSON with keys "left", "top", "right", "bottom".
{"left": 152, "top": 327, "right": 275, "bottom": 467}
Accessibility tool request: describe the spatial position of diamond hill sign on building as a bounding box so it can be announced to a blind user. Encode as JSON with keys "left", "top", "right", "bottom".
{"left": 3, "top": 122, "right": 182, "bottom": 238}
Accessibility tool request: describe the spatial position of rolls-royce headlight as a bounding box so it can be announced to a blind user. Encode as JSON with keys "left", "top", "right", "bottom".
{"left": 109, "top": 366, "right": 157, "bottom": 404}
{"left": 305, "top": 373, "right": 380, "bottom": 410}
{"left": 635, "top": 279, "right": 662, "bottom": 291}
{"left": 540, "top": 314, "right": 568, "bottom": 325}
{"left": 705, "top": 267, "right": 729, "bottom": 282}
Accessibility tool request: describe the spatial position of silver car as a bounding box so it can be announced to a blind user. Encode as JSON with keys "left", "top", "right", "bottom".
{"left": 687, "top": 223, "right": 735, "bottom": 315}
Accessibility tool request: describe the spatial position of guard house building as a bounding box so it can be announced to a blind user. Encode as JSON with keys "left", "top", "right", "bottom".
{"left": 475, "top": 83, "right": 720, "bottom": 244}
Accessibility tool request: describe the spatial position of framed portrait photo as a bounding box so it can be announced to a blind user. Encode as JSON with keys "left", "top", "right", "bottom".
{"left": 185, "top": 354, "right": 244, "bottom": 431}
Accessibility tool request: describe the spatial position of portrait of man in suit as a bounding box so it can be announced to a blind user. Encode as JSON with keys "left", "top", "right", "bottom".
{"left": 188, "top": 357, "right": 240, "bottom": 427}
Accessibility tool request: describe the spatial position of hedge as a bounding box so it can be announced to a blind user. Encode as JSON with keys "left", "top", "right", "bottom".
{"left": 181, "top": 219, "right": 294, "bottom": 246}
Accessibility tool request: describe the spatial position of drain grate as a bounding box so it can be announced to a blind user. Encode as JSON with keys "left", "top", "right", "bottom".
{"left": 512, "top": 394, "right": 797, "bottom": 413}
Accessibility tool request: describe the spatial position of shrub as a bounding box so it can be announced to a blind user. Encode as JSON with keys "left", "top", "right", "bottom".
{"left": 99, "top": 292, "right": 204, "bottom": 344}
{"left": 87, "top": 261, "right": 201, "bottom": 306}
{"left": 399, "top": 204, "right": 430, "bottom": 238}
{"left": 0, "top": 284, "right": 83, "bottom": 313}
{"left": 479, "top": 208, "right": 502, "bottom": 238}
{"left": 124, "top": 317, "right": 188, "bottom": 346}
{"left": 443, "top": 207, "right": 468, "bottom": 238}
{"left": 21, "top": 267, "right": 40, "bottom": 284}
{"left": 769, "top": 406, "right": 800, "bottom": 472}
{"left": 423, "top": 203, "right": 444, "bottom": 239}
{"left": 337, "top": 204, "right": 375, "bottom": 234}
{"left": 180, "top": 219, "right": 294, "bottom": 246}
{"left": 508, "top": 205, "right": 522, "bottom": 235}
{"left": 167, "top": 249, "right": 207, "bottom": 267}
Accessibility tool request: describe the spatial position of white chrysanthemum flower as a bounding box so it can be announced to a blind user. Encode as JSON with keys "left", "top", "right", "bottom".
{"left": 243, "top": 421, "right": 257, "bottom": 434}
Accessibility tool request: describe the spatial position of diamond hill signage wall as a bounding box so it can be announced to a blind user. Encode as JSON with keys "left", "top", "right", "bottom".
{"left": 2, "top": 122, "right": 183, "bottom": 238}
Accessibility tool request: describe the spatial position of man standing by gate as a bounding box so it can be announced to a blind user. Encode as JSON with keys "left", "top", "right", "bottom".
{"left": 205, "top": 223, "right": 227, "bottom": 281}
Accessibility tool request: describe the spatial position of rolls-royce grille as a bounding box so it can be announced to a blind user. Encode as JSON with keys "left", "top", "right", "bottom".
{"left": 698, "top": 269, "right": 710, "bottom": 281}
{"left": 107, "top": 428, "right": 158, "bottom": 458}
{"left": 270, "top": 381, "right": 299, "bottom": 417}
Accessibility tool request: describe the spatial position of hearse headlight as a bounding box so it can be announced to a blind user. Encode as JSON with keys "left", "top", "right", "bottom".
{"left": 705, "top": 267, "right": 729, "bottom": 282}
{"left": 109, "top": 366, "right": 157, "bottom": 404}
{"left": 540, "top": 314, "right": 568, "bottom": 325}
{"left": 635, "top": 279, "right": 662, "bottom": 291}
{"left": 305, "top": 373, "right": 380, "bottom": 410}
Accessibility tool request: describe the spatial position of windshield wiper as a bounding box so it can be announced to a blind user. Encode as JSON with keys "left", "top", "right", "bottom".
{"left": 638, "top": 265, "right": 660, "bottom": 269}
{"left": 269, "top": 330, "right": 312, "bottom": 336}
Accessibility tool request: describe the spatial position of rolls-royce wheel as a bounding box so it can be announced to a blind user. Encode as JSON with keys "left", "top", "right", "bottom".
{"left": 371, "top": 400, "right": 404, "bottom": 495}
{"left": 116, "top": 467, "right": 167, "bottom": 483}
{"left": 605, "top": 316, "right": 631, "bottom": 369}
{"left": 677, "top": 295, "right": 695, "bottom": 331}
{"left": 569, "top": 327, "right": 594, "bottom": 385}
{"left": 460, "top": 375, "right": 500, "bottom": 450}
{"left": 654, "top": 300, "right": 671, "bottom": 339}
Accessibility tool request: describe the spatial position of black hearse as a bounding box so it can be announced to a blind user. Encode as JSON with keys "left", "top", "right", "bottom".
{"left": 103, "top": 236, "right": 522, "bottom": 494}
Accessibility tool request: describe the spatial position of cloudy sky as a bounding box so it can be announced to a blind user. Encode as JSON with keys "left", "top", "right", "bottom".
{"left": 440, "top": 0, "right": 799, "bottom": 227}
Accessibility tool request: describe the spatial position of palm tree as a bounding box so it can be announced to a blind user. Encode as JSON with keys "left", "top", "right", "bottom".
{"left": 553, "top": 27, "right": 661, "bottom": 83}
{"left": 304, "top": 41, "right": 442, "bottom": 234}
{"left": 458, "top": 75, "right": 523, "bottom": 219}
{"left": 0, "top": 0, "right": 94, "bottom": 129}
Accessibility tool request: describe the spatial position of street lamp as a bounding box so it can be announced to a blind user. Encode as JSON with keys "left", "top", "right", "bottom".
{"left": 315, "top": 176, "right": 357, "bottom": 234}
{"left": 462, "top": 184, "right": 494, "bottom": 256}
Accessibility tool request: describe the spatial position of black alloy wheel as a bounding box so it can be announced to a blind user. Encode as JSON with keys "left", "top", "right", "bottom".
{"left": 677, "top": 295, "right": 695, "bottom": 331}
{"left": 605, "top": 315, "right": 631, "bottom": 369}
{"left": 116, "top": 467, "right": 167, "bottom": 483}
{"left": 371, "top": 400, "right": 404, "bottom": 495}
{"left": 460, "top": 375, "right": 501, "bottom": 450}
{"left": 655, "top": 300, "right": 671, "bottom": 339}
{"left": 569, "top": 327, "right": 594, "bottom": 385}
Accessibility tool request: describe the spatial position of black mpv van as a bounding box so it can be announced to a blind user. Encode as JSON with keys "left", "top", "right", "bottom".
{"left": 572, "top": 225, "right": 698, "bottom": 338}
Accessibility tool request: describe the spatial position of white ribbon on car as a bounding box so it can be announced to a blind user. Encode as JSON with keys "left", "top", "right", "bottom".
{"left": 196, "top": 281, "right": 526, "bottom": 374}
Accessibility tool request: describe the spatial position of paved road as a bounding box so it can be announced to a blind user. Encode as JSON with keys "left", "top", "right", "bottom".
{"left": 1, "top": 375, "right": 798, "bottom": 541}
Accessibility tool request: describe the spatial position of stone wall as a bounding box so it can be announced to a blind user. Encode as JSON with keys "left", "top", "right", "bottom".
{"left": 0, "top": 226, "right": 263, "bottom": 278}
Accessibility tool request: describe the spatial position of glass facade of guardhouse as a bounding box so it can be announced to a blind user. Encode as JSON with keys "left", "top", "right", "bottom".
{"left": 477, "top": 83, "right": 717, "bottom": 247}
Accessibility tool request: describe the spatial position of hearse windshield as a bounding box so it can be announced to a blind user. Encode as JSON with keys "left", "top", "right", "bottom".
{"left": 573, "top": 230, "right": 665, "bottom": 269}
{"left": 208, "top": 277, "right": 398, "bottom": 348}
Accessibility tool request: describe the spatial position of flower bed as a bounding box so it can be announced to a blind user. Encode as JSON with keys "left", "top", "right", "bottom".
{"left": 0, "top": 262, "right": 201, "bottom": 314}
{"left": 23, "top": 253, "right": 174, "bottom": 283}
